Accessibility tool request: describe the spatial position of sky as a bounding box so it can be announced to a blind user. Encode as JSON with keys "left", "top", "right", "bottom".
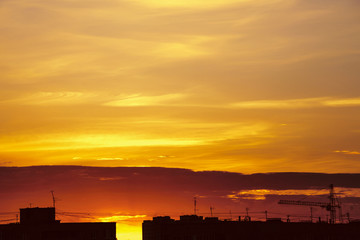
{"left": 0, "top": 0, "right": 360, "bottom": 239}
{"left": 0, "top": 0, "right": 359, "bottom": 173}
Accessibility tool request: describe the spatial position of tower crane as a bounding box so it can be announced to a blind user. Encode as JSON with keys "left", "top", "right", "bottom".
{"left": 278, "top": 184, "right": 342, "bottom": 224}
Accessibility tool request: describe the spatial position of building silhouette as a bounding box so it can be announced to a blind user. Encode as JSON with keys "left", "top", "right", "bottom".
{"left": 143, "top": 215, "right": 360, "bottom": 240}
{"left": 0, "top": 207, "right": 116, "bottom": 240}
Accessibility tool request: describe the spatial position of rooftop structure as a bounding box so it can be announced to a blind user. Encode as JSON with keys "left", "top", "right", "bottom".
{"left": 0, "top": 207, "right": 116, "bottom": 240}
{"left": 143, "top": 215, "right": 360, "bottom": 240}
{"left": 20, "top": 207, "right": 57, "bottom": 225}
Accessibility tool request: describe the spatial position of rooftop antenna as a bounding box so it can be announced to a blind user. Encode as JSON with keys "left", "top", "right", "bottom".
{"left": 265, "top": 210, "right": 268, "bottom": 220}
{"left": 244, "top": 207, "right": 250, "bottom": 221}
{"left": 51, "top": 190, "right": 55, "bottom": 208}
{"left": 51, "top": 190, "right": 56, "bottom": 221}
{"left": 210, "top": 206, "right": 214, "bottom": 217}
{"left": 194, "top": 197, "right": 197, "bottom": 215}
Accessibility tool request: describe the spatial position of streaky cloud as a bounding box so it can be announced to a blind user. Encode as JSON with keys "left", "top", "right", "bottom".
{"left": 230, "top": 97, "right": 360, "bottom": 109}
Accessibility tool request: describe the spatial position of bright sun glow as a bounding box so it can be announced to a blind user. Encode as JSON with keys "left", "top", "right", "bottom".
{"left": 96, "top": 215, "right": 146, "bottom": 240}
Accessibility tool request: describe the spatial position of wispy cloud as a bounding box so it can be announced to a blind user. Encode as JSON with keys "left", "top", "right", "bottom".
{"left": 0, "top": 91, "right": 96, "bottom": 106}
{"left": 97, "top": 214, "right": 147, "bottom": 222}
{"left": 230, "top": 98, "right": 323, "bottom": 109}
{"left": 230, "top": 97, "right": 360, "bottom": 109}
{"left": 132, "top": 0, "right": 255, "bottom": 9}
{"left": 0, "top": 134, "right": 205, "bottom": 152}
{"left": 104, "top": 93, "right": 186, "bottom": 107}
{"left": 0, "top": 0, "right": 360, "bottom": 174}
{"left": 98, "top": 177, "right": 126, "bottom": 181}
{"left": 334, "top": 150, "right": 360, "bottom": 155}
{"left": 323, "top": 98, "right": 360, "bottom": 107}
{"left": 4, "top": 93, "right": 360, "bottom": 109}
{"left": 227, "top": 188, "right": 360, "bottom": 201}
{"left": 97, "top": 157, "right": 125, "bottom": 161}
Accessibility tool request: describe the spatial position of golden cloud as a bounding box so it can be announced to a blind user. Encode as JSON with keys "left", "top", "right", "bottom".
{"left": 104, "top": 93, "right": 186, "bottom": 107}
{"left": 227, "top": 188, "right": 360, "bottom": 201}
{"left": 230, "top": 97, "right": 360, "bottom": 109}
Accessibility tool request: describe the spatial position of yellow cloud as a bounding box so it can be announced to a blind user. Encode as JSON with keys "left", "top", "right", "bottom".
{"left": 334, "top": 150, "right": 360, "bottom": 155}
{"left": 150, "top": 36, "right": 213, "bottom": 59}
{"left": 0, "top": 134, "right": 204, "bottom": 152}
{"left": 104, "top": 93, "right": 186, "bottom": 107}
{"left": 133, "top": 0, "right": 252, "bottom": 8}
{"left": 153, "top": 42, "right": 208, "bottom": 59}
{"left": 230, "top": 98, "right": 324, "bottom": 109}
{"left": 227, "top": 188, "right": 360, "bottom": 201}
{"left": 1, "top": 91, "right": 95, "bottom": 106}
{"left": 323, "top": 98, "right": 360, "bottom": 107}
{"left": 97, "top": 215, "right": 146, "bottom": 222}
{"left": 97, "top": 157, "right": 125, "bottom": 161}
{"left": 230, "top": 97, "right": 360, "bottom": 109}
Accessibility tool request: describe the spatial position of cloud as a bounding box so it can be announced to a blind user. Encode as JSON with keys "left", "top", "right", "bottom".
{"left": 97, "top": 214, "right": 146, "bottom": 222}
{"left": 97, "top": 157, "right": 125, "bottom": 161}
{"left": 0, "top": 92, "right": 97, "bottom": 106}
{"left": 0, "top": 134, "right": 205, "bottom": 152}
{"left": 4, "top": 93, "right": 360, "bottom": 110}
{"left": 230, "top": 97, "right": 360, "bottom": 109}
{"left": 324, "top": 98, "right": 360, "bottom": 107}
{"left": 227, "top": 188, "right": 360, "bottom": 201}
{"left": 0, "top": 0, "right": 360, "bottom": 181}
{"left": 1, "top": 166, "right": 360, "bottom": 194}
{"left": 230, "top": 98, "right": 324, "bottom": 109}
{"left": 334, "top": 150, "right": 360, "bottom": 155}
{"left": 132, "top": 0, "right": 254, "bottom": 9}
{"left": 98, "top": 177, "right": 126, "bottom": 181}
{"left": 104, "top": 93, "right": 186, "bottom": 107}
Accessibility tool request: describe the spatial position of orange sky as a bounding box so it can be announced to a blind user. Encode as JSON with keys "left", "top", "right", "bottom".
{"left": 1, "top": 0, "right": 360, "bottom": 173}
{"left": 1, "top": 167, "right": 360, "bottom": 240}
{"left": 1, "top": 1, "right": 360, "bottom": 238}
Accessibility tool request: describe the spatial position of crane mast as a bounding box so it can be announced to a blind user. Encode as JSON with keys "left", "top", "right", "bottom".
{"left": 278, "top": 184, "right": 342, "bottom": 224}
{"left": 278, "top": 200, "right": 328, "bottom": 207}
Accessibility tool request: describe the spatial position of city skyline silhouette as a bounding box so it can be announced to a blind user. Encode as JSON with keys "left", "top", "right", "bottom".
{"left": 1, "top": 166, "right": 360, "bottom": 239}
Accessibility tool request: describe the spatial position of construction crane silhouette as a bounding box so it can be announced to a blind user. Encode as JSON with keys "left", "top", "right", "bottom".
{"left": 278, "top": 184, "right": 342, "bottom": 224}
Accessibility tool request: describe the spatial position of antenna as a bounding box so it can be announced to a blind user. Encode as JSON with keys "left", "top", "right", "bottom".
{"left": 194, "top": 197, "right": 197, "bottom": 215}
{"left": 244, "top": 208, "right": 250, "bottom": 221}
{"left": 51, "top": 190, "right": 55, "bottom": 208}
{"left": 265, "top": 210, "right": 268, "bottom": 220}
{"left": 210, "top": 206, "right": 214, "bottom": 217}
